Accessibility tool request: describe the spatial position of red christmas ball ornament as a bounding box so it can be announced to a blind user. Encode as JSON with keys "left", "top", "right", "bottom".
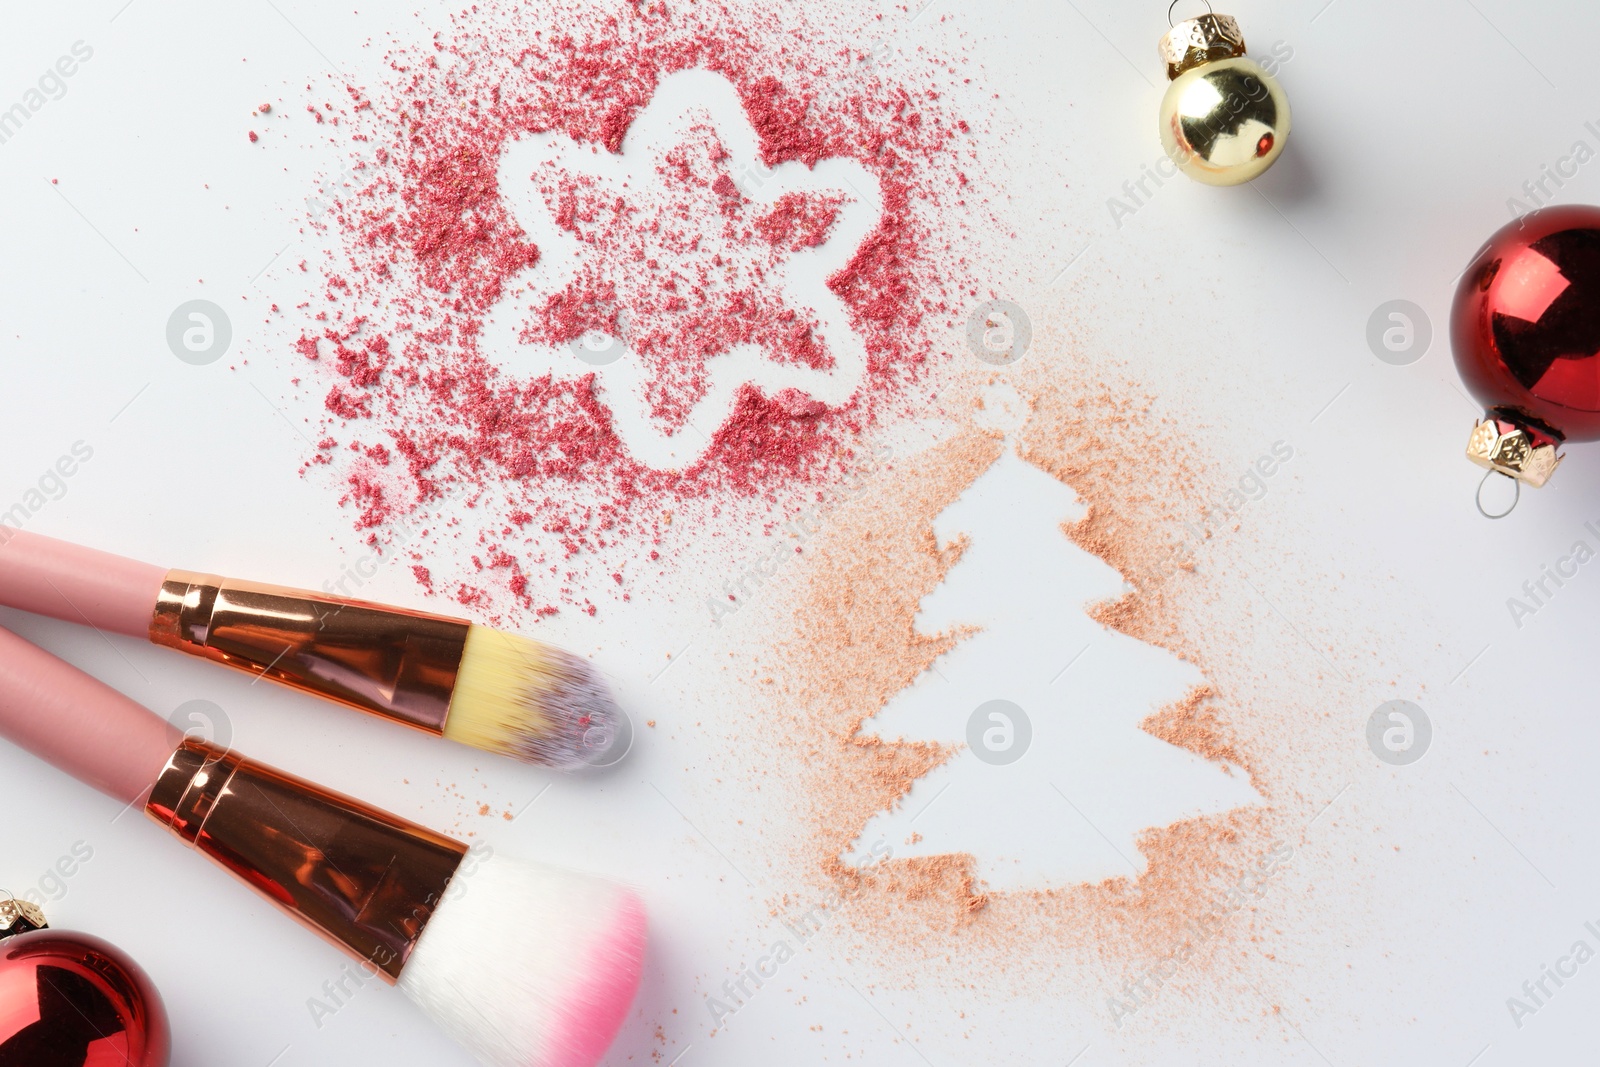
{"left": 0, "top": 896, "right": 171, "bottom": 1067}
{"left": 1452, "top": 203, "right": 1600, "bottom": 509}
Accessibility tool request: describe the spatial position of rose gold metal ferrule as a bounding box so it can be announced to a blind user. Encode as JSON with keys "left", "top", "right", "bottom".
{"left": 144, "top": 737, "right": 467, "bottom": 981}
{"left": 149, "top": 570, "right": 471, "bottom": 736}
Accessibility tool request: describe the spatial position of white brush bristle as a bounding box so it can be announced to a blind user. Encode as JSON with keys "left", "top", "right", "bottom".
{"left": 399, "top": 850, "right": 646, "bottom": 1067}
{"left": 444, "top": 626, "right": 623, "bottom": 769}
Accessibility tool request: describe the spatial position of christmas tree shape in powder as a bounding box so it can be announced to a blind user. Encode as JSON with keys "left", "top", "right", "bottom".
{"left": 849, "top": 444, "right": 1259, "bottom": 891}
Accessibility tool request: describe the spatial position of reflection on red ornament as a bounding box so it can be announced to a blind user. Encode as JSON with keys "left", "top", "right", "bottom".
{"left": 1453, "top": 204, "right": 1600, "bottom": 443}
{"left": 0, "top": 928, "right": 171, "bottom": 1067}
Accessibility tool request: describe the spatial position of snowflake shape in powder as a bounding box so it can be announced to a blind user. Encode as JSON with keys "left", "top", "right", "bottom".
{"left": 484, "top": 69, "right": 883, "bottom": 470}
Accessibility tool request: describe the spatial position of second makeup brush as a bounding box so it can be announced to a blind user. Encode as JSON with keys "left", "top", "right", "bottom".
{"left": 0, "top": 622, "right": 646, "bottom": 1067}
{"left": 0, "top": 529, "right": 619, "bottom": 769}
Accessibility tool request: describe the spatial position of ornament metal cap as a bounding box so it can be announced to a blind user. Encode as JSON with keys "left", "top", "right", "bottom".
{"left": 1158, "top": 12, "right": 1246, "bottom": 80}
{"left": 0, "top": 895, "right": 48, "bottom": 941}
{"left": 1466, "top": 416, "right": 1563, "bottom": 488}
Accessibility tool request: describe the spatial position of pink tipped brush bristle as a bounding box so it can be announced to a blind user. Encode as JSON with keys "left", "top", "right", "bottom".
{"left": 0, "top": 528, "right": 623, "bottom": 769}
{"left": 0, "top": 623, "right": 646, "bottom": 1067}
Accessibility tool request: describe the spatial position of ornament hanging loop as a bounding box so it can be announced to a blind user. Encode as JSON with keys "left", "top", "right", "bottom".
{"left": 1168, "top": 0, "right": 1215, "bottom": 26}
{"left": 1475, "top": 469, "right": 1521, "bottom": 520}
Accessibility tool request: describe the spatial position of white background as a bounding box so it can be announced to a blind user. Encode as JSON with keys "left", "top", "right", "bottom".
{"left": 3, "top": 1, "right": 1600, "bottom": 1065}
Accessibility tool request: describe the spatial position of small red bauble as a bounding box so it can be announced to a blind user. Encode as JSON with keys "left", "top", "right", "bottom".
{"left": 0, "top": 899, "right": 171, "bottom": 1067}
{"left": 1452, "top": 203, "right": 1600, "bottom": 490}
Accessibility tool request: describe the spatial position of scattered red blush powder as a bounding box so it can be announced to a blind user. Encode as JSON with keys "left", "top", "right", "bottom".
{"left": 275, "top": 1, "right": 987, "bottom": 617}
{"left": 514, "top": 122, "right": 849, "bottom": 427}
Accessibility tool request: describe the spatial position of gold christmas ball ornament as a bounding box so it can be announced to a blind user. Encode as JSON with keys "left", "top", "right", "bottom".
{"left": 1157, "top": 6, "right": 1290, "bottom": 186}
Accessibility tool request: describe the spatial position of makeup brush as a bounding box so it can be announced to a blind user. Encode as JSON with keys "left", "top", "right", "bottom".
{"left": 0, "top": 528, "right": 620, "bottom": 769}
{"left": 0, "top": 622, "right": 647, "bottom": 1067}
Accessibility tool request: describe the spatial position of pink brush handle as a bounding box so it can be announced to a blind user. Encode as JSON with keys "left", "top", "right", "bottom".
{"left": 0, "top": 624, "right": 181, "bottom": 804}
{"left": 0, "top": 529, "right": 166, "bottom": 638}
